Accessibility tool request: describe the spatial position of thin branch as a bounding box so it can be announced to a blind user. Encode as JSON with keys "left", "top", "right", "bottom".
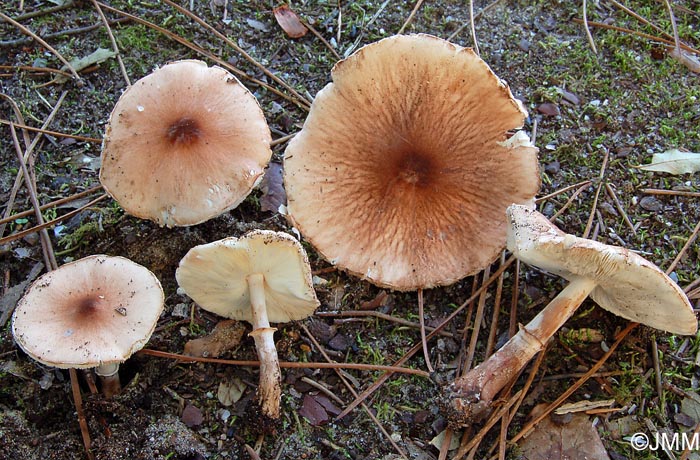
{"left": 335, "top": 258, "right": 516, "bottom": 420}
{"left": 0, "top": 194, "right": 109, "bottom": 246}
{"left": 0, "top": 119, "right": 101, "bottom": 142}
{"left": 582, "top": 0, "right": 598, "bottom": 54}
{"left": 642, "top": 188, "right": 700, "bottom": 198}
{"left": 0, "top": 17, "right": 131, "bottom": 48}
{"left": 0, "top": 185, "right": 103, "bottom": 226}
{"left": 666, "top": 218, "right": 700, "bottom": 274}
{"left": 0, "top": 12, "right": 80, "bottom": 80}
{"left": 0, "top": 65, "right": 71, "bottom": 77}
{"left": 604, "top": 182, "right": 636, "bottom": 236}
{"left": 96, "top": 2, "right": 309, "bottom": 110}
{"left": 300, "top": 17, "right": 341, "bottom": 60}
{"left": 465, "top": 266, "right": 490, "bottom": 370}
{"left": 315, "top": 310, "right": 455, "bottom": 338}
{"left": 572, "top": 19, "right": 700, "bottom": 55}
{"left": 301, "top": 324, "right": 409, "bottom": 459}
{"left": 137, "top": 348, "right": 430, "bottom": 377}
{"left": 158, "top": 0, "right": 312, "bottom": 107}
{"left": 418, "top": 288, "right": 434, "bottom": 372}
{"left": 509, "top": 322, "right": 638, "bottom": 445}
{"left": 447, "top": 0, "right": 504, "bottom": 42}
{"left": 90, "top": 0, "right": 130, "bottom": 86}
{"left": 1, "top": 91, "right": 68, "bottom": 238}
{"left": 9, "top": 124, "right": 55, "bottom": 269}
{"left": 468, "top": 0, "right": 480, "bottom": 56}
{"left": 583, "top": 149, "right": 609, "bottom": 238}
{"left": 398, "top": 0, "right": 424, "bottom": 35}
{"left": 6, "top": 1, "right": 73, "bottom": 21}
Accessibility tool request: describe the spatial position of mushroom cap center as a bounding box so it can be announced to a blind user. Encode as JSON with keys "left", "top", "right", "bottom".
{"left": 395, "top": 151, "right": 434, "bottom": 187}
{"left": 166, "top": 117, "right": 202, "bottom": 146}
{"left": 75, "top": 295, "right": 105, "bottom": 316}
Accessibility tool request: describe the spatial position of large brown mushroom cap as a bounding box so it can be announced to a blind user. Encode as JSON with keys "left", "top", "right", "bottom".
{"left": 11, "top": 255, "right": 165, "bottom": 369}
{"left": 284, "top": 34, "right": 540, "bottom": 290}
{"left": 100, "top": 59, "right": 272, "bottom": 227}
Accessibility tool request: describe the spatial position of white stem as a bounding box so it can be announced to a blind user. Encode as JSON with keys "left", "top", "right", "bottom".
{"left": 445, "top": 277, "right": 598, "bottom": 427}
{"left": 246, "top": 273, "right": 282, "bottom": 420}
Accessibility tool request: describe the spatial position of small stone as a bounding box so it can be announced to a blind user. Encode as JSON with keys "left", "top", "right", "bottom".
{"left": 537, "top": 102, "right": 561, "bottom": 117}
{"left": 544, "top": 160, "right": 560, "bottom": 175}
{"left": 639, "top": 196, "right": 663, "bottom": 212}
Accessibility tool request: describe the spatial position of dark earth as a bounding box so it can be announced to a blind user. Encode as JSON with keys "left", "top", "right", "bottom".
{"left": 1, "top": 1, "right": 699, "bottom": 459}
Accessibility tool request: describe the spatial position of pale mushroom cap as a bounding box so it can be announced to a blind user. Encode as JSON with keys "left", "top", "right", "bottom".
{"left": 506, "top": 204, "right": 697, "bottom": 335}
{"left": 176, "top": 230, "right": 319, "bottom": 323}
{"left": 100, "top": 59, "right": 272, "bottom": 227}
{"left": 11, "top": 255, "right": 165, "bottom": 369}
{"left": 284, "top": 34, "right": 540, "bottom": 291}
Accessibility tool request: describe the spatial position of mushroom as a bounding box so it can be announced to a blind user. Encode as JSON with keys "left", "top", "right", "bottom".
{"left": 12, "top": 255, "right": 164, "bottom": 397}
{"left": 175, "top": 230, "right": 319, "bottom": 421}
{"left": 284, "top": 34, "right": 540, "bottom": 290}
{"left": 443, "top": 204, "right": 698, "bottom": 427}
{"left": 100, "top": 59, "right": 272, "bottom": 227}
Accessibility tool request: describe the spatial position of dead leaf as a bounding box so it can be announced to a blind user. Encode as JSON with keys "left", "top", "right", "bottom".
{"left": 298, "top": 394, "right": 333, "bottom": 426}
{"left": 638, "top": 149, "right": 700, "bottom": 175}
{"left": 273, "top": 4, "right": 308, "bottom": 39}
{"left": 671, "top": 48, "right": 700, "bottom": 74}
{"left": 429, "top": 429, "right": 460, "bottom": 451}
{"left": 537, "top": 102, "right": 561, "bottom": 117}
{"left": 54, "top": 48, "right": 116, "bottom": 83}
{"left": 259, "top": 163, "right": 286, "bottom": 213}
{"left": 518, "top": 413, "right": 610, "bottom": 460}
{"left": 184, "top": 320, "right": 245, "bottom": 358}
{"left": 0, "top": 262, "right": 43, "bottom": 326}
{"left": 181, "top": 403, "right": 204, "bottom": 427}
{"left": 217, "top": 378, "right": 246, "bottom": 406}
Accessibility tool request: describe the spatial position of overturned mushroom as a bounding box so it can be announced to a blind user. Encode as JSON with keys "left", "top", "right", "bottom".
{"left": 12, "top": 255, "right": 164, "bottom": 397}
{"left": 284, "top": 34, "right": 539, "bottom": 291}
{"left": 176, "top": 230, "right": 319, "bottom": 421}
{"left": 443, "top": 204, "right": 698, "bottom": 427}
{"left": 100, "top": 59, "right": 272, "bottom": 227}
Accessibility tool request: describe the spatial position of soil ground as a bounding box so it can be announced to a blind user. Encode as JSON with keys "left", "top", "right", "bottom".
{"left": 1, "top": 1, "right": 699, "bottom": 459}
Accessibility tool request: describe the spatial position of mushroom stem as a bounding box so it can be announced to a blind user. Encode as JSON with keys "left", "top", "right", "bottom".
{"left": 444, "top": 277, "right": 597, "bottom": 427}
{"left": 246, "top": 273, "right": 282, "bottom": 420}
{"left": 95, "top": 362, "right": 121, "bottom": 398}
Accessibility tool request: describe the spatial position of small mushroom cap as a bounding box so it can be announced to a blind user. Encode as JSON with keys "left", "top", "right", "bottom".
{"left": 11, "top": 255, "right": 165, "bottom": 369}
{"left": 506, "top": 204, "right": 697, "bottom": 335}
{"left": 284, "top": 34, "right": 540, "bottom": 291}
{"left": 176, "top": 230, "right": 319, "bottom": 323}
{"left": 100, "top": 59, "right": 272, "bottom": 227}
